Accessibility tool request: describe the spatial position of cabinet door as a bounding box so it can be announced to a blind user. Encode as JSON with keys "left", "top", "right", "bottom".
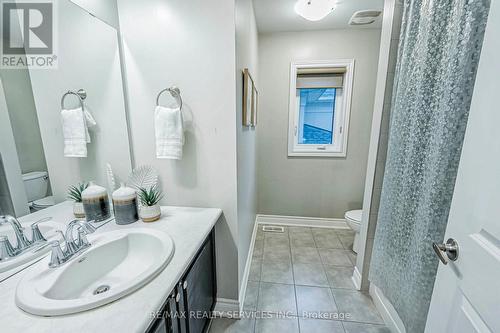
{"left": 168, "top": 294, "right": 181, "bottom": 333}
{"left": 147, "top": 293, "right": 178, "bottom": 333}
{"left": 184, "top": 232, "right": 216, "bottom": 333}
{"left": 176, "top": 282, "right": 188, "bottom": 333}
{"left": 149, "top": 317, "right": 167, "bottom": 333}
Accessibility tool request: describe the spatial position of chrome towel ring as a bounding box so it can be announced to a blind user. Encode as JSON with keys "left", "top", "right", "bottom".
{"left": 156, "top": 86, "right": 182, "bottom": 109}
{"left": 61, "top": 89, "right": 87, "bottom": 109}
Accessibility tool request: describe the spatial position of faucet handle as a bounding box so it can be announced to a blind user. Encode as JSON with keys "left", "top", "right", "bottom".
{"left": 30, "top": 217, "right": 52, "bottom": 243}
{"left": 54, "top": 229, "right": 78, "bottom": 255}
{"left": 0, "top": 215, "right": 31, "bottom": 249}
{"left": 58, "top": 229, "right": 78, "bottom": 255}
{"left": 48, "top": 240, "right": 66, "bottom": 268}
{"left": 0, "top": 235, "right": 17, "bottom": 260}
{"left": 55, "top": 230, "right": 67, "bottom": 243}
{"left": 75, "top": 220, "right": 97, "bottom": 234}
{"left": 77, "top": 229, "right": 90, "bottom": 247}
{"left": 31, "top": 217, "right": 52, "bottom": 226}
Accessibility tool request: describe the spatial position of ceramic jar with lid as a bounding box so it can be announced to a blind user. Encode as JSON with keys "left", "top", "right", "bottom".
{"left": 112, "top": 184, "right": 138, "bottom": 225}
{"left": 82, "top": 182, "right": 110, "bottom": 222}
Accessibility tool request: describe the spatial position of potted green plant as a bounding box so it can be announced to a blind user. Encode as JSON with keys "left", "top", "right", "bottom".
{"left": 67, "top": 182, "right": 89, "bottom": 218}
{"left": 137, "top": 184, "right": 163, "bottom": 222}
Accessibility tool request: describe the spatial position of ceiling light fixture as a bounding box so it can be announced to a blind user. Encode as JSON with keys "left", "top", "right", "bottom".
{"left": 294, "top": 0, "right": 336, "bottom": 22}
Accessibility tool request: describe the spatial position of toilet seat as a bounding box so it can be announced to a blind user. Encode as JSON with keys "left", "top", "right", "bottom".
{"left": 345, "top": 209, "right": 362, "bottom": 232}
{"left": 31, "top": 196, "right": 55, "bottom": 210}
{"left": 345, "top": 209, "right": 362, "bottom": 224}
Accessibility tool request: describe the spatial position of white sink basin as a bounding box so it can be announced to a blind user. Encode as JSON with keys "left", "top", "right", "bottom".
{"left": 16, "top": 228, "right": 174, "bottom": 316}
{"left": 0, "top": 219, "right": 65, "bottom": 274}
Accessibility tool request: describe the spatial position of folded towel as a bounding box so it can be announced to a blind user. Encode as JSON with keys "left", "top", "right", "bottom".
{"left": 61, "top": 107, "right": 95, "bottom": 158}
{"left": 155, "top": 105, "right": 184, "bottom": 160}
{"left": 84, "top": 109, "right": 97, "bottom": 137}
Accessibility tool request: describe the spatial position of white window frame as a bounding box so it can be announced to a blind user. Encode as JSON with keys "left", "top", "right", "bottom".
{"left": 288, "top": 59, "right": 355, "bottom": 157}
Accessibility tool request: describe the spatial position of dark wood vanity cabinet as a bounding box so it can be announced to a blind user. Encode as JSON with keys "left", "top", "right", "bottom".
{"left": 147, "top": 229, "right": 216, "bottom": 333}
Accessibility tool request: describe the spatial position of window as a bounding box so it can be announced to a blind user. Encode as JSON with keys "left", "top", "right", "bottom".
{"left": 288, "top": 60, "right": 354, "bottom": 157}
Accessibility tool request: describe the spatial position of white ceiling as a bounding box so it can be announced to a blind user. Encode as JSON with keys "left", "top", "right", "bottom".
{"left": 253, "top": 0, "right": 384, "bottom": 33}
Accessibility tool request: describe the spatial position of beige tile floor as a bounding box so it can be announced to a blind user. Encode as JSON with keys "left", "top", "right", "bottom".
{"left": 209, "top": 225, "right": 390, "bottom": 333}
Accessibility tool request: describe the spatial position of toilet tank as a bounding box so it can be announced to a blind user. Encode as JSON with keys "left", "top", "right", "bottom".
{"left": 22, "top": 171, "right": 49, "bottom": 202}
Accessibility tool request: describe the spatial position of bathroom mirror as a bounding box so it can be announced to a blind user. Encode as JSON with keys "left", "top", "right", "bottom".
{"left": 0, "top": 0, "right": 131, "bottom": 217}
{"left": 69, "top": 0, "right": 120, "bottom": 29}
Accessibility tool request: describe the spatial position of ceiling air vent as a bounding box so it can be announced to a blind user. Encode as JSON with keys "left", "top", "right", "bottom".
{"left": 348, "top": 10, "right": 382, "bottom": 25}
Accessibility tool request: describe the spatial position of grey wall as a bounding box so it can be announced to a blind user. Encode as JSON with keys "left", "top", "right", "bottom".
{"left": 0, "top": 158, "right": 13, "bottom": 215}
{"left": 0, "top": 68, "right": 47, "bottom": 175}
{"left": 0, "top": 80, "right": 30, "bottom": 216}
{"left": 116, "top": 0, "right": 240, "bottom": 300}
{"left": 235, "top": 0, "right": 259, "bottom": 289}
{"left": 257, "top": 29, "right": 381, "bottom": 218}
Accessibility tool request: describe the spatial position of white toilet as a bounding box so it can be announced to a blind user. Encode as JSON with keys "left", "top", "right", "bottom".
{"left": 344, "top": 209, "right": 362, "bottom": 253}
{"left": 22, "top": 171, "right": 55, "bottom": 212}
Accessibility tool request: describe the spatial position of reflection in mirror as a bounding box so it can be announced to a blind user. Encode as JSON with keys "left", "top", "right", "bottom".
{"left": 0, "top": 0, "right": 131, "bottom": 218}
{"left": 69, "top": 0, "right": 120, "bottom": 29}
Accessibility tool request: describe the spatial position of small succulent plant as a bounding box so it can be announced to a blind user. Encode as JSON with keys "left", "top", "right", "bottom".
{"left": 137, "top": 185, "right": 163, "bottom": 207}
{"left": 67, "top": 182, "right": 89, "bottom": 203}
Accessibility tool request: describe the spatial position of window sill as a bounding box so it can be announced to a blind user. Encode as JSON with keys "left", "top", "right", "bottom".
{"left": 287, "top": 150, "right": 347, "bottom": 158}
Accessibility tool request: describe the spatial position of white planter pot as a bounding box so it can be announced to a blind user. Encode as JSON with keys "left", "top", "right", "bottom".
{"left": 139, "top": 204, "right": 161, "bottom": 222}
{"left": 73, "top": 202, "right": 85, "bottom": 219}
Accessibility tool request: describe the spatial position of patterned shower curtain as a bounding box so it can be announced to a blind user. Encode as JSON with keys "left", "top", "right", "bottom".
{"left": 369, "top": 0, "right": 490, "bottom": 332}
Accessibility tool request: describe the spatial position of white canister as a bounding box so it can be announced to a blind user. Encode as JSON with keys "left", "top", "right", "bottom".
{"left": 112, "top": 184, "right": 138, "bottom": 225}
{"left": 82, "top": 182, "right": 110, "bottom": 222}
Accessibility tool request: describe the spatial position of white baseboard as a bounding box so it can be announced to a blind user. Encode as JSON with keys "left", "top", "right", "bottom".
{"left": 369, "top": 283, "right": 406, "bottom": 333}
{"left": 213, "top": 298, "right": 240, "bottom": 317}
{"left": 256, "top": 214, "right": 349, "bottom": 229}
{"left": 238, "top": 218, "right": 260, "bottom": 313}
{"left": 351, "top": 266, "right": 362, "bottom": 290}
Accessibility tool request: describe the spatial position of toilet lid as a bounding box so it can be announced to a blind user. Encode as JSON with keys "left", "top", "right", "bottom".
{"left": 33, "top": 196, "right": 55, "bottom": 207}
{"left": 345, "top": 209, "right": 362, "bottom": 223}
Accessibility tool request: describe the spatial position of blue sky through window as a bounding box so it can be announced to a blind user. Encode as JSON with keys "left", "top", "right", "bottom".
{"left": 298, "top": 88, "right": 336, "bottom": 144}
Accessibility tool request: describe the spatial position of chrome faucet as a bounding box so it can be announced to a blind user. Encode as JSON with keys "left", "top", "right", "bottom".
{"left": 0, "top": 216, "right": 53, "bottom": 261}
{"left": 0, "top": 215, "right": 31, "bottom": 252}
{"left": 65, "top": 219, "right": 96, "bottom": 253}
{"left": 49, "top": 219, "right": 96, "bottom": 268}
{"left": 30, "top": 217, "right": 52, "bottom": 243}
{"left": 0, "top": 235, "right": 18, "bottom": 260}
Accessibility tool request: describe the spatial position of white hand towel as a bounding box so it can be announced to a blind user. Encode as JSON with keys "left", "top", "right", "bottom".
{"left": 155, "top": 105, "right": 184, "bottom": 160}
{"left": 61, "top": 107, "right": 91, "bottom": 157}
{"left": 84, "top": 109, "right": 97, "bottom": 139}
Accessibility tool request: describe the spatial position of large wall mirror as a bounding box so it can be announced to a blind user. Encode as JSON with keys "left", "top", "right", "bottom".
{"left": 0, "top": 0, "right": 131, "bottom": 217}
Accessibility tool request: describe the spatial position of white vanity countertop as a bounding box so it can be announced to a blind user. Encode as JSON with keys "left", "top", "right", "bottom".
{"left": 0, "top": 201, "right": 222, "bottom": 333}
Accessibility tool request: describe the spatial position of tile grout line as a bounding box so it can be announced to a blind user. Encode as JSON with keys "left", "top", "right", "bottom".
{"left": 239, "top": 226, "right": 386, "bottom": 333}
{"left": 313, "top": 227, "right": 346, "bottom": 333}
{"left": 248, "top": 227, "right": 387, "bottom": 331}
{"left": 255, "top": 226, "right": 267, "bottom": 333}
{"left": 255, "top": 231, "right": 260, "bottom": 333}
{"left": 314, "top": 228, "right": 387, "bottom": 328}
{"left": 287, "top": 226, "right": 301, "bottom": 333}
{"left": 250, "top": 227, "right": 262, "bottom": 333}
